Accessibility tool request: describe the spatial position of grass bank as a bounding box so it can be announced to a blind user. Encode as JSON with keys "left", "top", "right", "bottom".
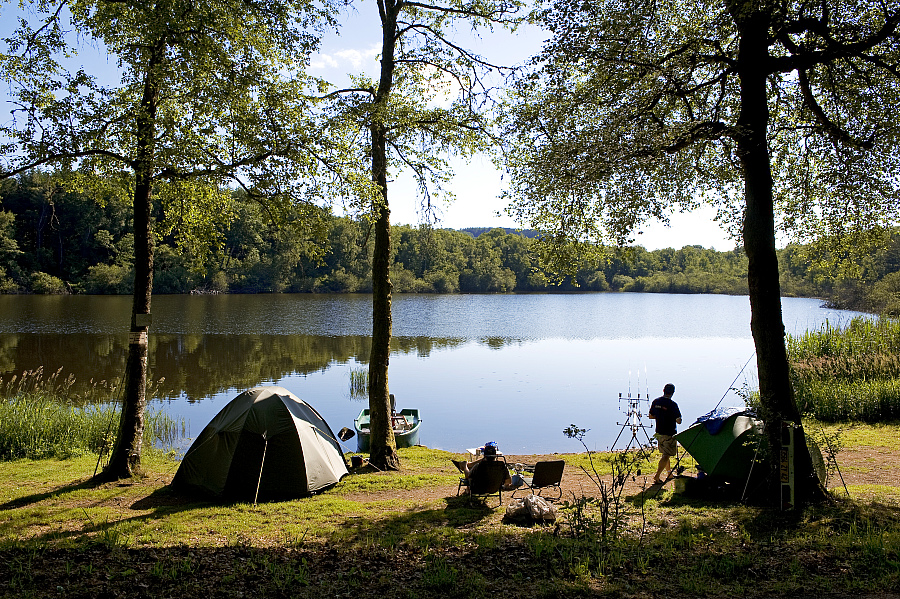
{"left": 1, "top": 425, "right": 899, "bottom": 598}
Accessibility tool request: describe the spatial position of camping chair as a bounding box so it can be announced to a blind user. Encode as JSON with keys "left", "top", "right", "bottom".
{"left": 457, "top": 460, "right": 508, "bottom": 506}
{"left": 513, "top": 459, "right": 565, "bottom": 501}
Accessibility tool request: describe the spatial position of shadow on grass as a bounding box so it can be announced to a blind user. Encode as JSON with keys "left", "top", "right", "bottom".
{"left": 2, "top": 484, "right": 213, "bottom": 547}
{"left": 0, "top": 541, "right": 550, "bottom": 599}
{"left": 0, "top": 477, "right": 98, "bottom": 511}
{"left": 329, "top": 493, "right": 511, "bottom": 548}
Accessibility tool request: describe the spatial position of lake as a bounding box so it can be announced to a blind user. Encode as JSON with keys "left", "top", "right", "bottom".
{"left": 0, "top": 293, "right": 869, "bottom": 455}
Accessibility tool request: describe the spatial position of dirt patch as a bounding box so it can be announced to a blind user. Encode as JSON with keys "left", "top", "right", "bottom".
{"left": 341, "top": 446, "right": 897, "bottom": 506}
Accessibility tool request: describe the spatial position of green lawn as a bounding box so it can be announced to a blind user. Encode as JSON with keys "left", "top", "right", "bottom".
{"left": 0, "top": 427, "right": 898, "bottom": 598}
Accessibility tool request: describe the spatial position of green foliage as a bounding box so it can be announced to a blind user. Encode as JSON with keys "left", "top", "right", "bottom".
{"left": 0, "top": 175, "right": 757, "bottom": 294}
{"left": 28, "top": 272, "right": 66, "bottom": 294}
{"left": 789, "top": 317, "right": 900, "bottom": 420}
{"left": 503, "top": 0, "right": 900, "bottom": 252}
{"left": 778, "top": 230, "right": 900, "bottom": 314}
{"left": 83, "top": 264, "right": 134, "bottom": 294}
{"left": 0, "top": 367, "right": 182, "bottom": 460}
{"left": 0, "top": 393, "right": 181, "bottom": 461}
{"left": 7, "top": 168, "right": 900, "bottom": 301}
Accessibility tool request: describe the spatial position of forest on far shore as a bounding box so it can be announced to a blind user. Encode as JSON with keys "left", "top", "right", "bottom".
{"left": 1, "top": 172, "right": 899, "bottom": 315}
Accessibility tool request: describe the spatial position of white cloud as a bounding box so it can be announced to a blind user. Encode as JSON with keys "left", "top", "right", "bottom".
{"left": 310, "top": 44, "right": 380, "bottom": 73}
{"left": 309, "top": 54, "right": 340, "bottom": 70}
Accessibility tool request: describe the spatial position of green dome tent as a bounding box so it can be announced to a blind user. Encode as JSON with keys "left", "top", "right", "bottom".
{"left": 674, "top": 409, "right": 765, "bottom": 482}
{"left": 172, "top": 386, "right": 348, "bottom": 501}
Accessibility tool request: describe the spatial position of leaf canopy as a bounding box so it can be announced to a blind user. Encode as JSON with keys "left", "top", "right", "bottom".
{"left": 503, "top": 0, "right": 900, "bottom": 256}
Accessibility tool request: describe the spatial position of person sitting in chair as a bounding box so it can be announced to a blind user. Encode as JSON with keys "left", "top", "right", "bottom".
{"left": 463, "top": 442, "right": 523, "bottom": 490}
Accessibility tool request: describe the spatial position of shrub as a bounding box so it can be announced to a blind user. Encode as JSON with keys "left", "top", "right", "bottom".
{"left": 84, "top": 264, "right": 133, "bottom": 294}
{"left": 29, "top": 271, "right": 67, "bottom": 294}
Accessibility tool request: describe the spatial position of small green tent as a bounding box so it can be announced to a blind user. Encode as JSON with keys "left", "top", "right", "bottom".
{"left": 674, "top": 409, "right": 764, "bottom": 482}
{"left": 172, "top": 386, "right": 348, "bottom": 501}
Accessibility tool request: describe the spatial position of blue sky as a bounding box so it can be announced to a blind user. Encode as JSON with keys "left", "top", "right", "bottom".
{"left": 309, "top": 3, "right": 736, "bottom": 249}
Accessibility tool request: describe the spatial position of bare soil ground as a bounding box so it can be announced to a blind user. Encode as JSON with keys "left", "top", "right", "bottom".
{"left": 343, "top": 446, "right": 900, "bottom": 505}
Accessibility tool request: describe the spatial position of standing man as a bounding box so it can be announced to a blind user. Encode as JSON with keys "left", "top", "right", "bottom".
{"left": 648, "top": 383, "right": 682, "bottom": 485}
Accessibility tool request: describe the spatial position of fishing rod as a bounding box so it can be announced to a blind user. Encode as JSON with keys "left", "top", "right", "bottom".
{"left": 672, "top": 351, "right": 757, "bottom": 473}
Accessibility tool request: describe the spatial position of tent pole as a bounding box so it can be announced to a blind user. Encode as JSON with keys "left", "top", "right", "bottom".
{"left": 741, "top": 436, "right": 763, "bottom": 503}
{"left": 254, "top": 435, "right": 268, "bottom": 506}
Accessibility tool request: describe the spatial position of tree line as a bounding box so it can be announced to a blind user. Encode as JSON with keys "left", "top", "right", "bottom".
{"left": 3, "top": 170, "right": 900, "bottom": 312}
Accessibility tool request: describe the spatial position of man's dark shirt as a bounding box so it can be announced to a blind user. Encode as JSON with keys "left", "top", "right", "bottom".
{"left": 649, "top": 395, "right": 681, "bottom": 436}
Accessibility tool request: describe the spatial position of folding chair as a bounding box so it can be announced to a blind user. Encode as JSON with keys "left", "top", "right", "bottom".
{"left": 514, "top": 459, "right": 565, "bottom": 501}
{"left": 457, "top": 460, "right": 508, "bottom": 506}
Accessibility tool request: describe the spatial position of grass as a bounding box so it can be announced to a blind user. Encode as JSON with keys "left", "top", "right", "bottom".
{"left": 0, "top": 369, "right": 184, "bottom": 461}
{"left": 788, "top": 315, "right": 900, "bottom": 421}
{"left": 348, "top": 367, "right": 368, "bottom": 400}
{"left": 0, "top": 426, "right": 899, "bottom": 598}
{"left": 1, "top": 363, "right": 899, "bottom": 597}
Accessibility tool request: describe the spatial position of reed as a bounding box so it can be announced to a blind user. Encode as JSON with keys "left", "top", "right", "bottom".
{"left": 787, "top": 317, "right": 900, "bottom": 360}
{"left": 0, "top": 369, "right": 184, "bottom": 460}
{"left": 0, "top": 366, "right": 123, "bottom": 405}
{"left": 794, "top": 378, "right": 900, "bottom": 422}
{"left": 788, "top": 316, "right": 900, "bottom": 421}
{"left": 348, "top": 366, "right": 368, "bottom": 400}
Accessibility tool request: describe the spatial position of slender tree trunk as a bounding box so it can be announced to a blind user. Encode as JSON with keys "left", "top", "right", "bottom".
{"left": 732, "top": 2, "right": 827, "bottom": 505}
{"left": 98, "top": 46, "right": 162, "bottom": 481}
{"left": 367, "top": 0, "right": 400, "bottom": 470}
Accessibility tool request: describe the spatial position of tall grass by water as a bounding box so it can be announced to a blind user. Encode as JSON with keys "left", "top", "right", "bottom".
{"left": 788, "top": 316, "right": 900, "bottom": 420}
{"left": 348, "top": 366, "right": 368, "bottom": 400}
{"left": 0, "top": 368, "right": 184, "bottom": 460}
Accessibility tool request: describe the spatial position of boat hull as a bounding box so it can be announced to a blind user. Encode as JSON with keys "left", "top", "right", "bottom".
{"left": 354, "top": 408, "right": 421, "bottom": 453}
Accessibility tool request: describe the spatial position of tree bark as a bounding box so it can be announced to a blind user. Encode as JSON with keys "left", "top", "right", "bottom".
{"left": 98, "top": 44, "right": 162, "bottom": 481}
{"left": 732, "top": 2, "right": 827, "bottom": 505}
{"left": 367, "top": 0, "right": 400, "bottom": 470}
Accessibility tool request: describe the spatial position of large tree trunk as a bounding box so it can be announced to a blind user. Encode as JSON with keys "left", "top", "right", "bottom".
{"left": 732, "top": 3, "right": 827, "bottom": 506}
{"left": 98, "top": 46, "right": 162, "bottom": 481}
{"left": 101, "top": 179, "right": 153, "bottom": 480}
{"left": 367, "top": 0, "right": 400, "bottom": 471}
{"left": 368, "top": 124, "right": 399, "bottom": 470}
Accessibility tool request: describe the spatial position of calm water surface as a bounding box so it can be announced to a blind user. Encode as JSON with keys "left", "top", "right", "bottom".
{"left": 0, "top": 293, "right": 869, "bottom": 454}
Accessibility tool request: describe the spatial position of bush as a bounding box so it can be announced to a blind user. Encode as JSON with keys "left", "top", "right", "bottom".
{"left": 610, "top": 274, "right": 634, "bottom": 291}
{"left": 0, "top": 266, "right": 20, "bottom": 293}
{"left": 84, "top": 264, "right": 133, "bottom": 294}
{"left": 29, "top": 272, "right": 68, "bottom": 294}
{"left": 869, "top": 271, "right": 900, "bottom": 316}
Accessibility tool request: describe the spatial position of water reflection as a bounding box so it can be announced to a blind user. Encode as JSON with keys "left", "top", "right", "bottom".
{"left": 0, "top": 333, "right": 469, "bottom": 401}
{"left": 0, "top": 293, "right": 871, "bottom": 453}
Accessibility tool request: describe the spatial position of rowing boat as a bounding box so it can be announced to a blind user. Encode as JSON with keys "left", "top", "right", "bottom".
{"left": 353, "top": 408, "right": 421, "bottom": 452}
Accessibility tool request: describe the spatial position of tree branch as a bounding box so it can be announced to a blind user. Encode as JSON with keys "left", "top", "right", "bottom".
{"left": 0, "top": 149, "right": 132, "bottom": 180}
{"left": 402, "top": 0, "right": 518, "bottom": 23}
{"left": 318, "top": 87, "right": 376, "bottom": 100}
{"left": 796, "top": 68, "right": 875, "bottom": 150}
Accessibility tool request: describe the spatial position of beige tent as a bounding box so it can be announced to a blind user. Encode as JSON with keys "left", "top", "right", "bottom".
{"left": 172, "top": 386, "right": 348, "bottom": 501}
